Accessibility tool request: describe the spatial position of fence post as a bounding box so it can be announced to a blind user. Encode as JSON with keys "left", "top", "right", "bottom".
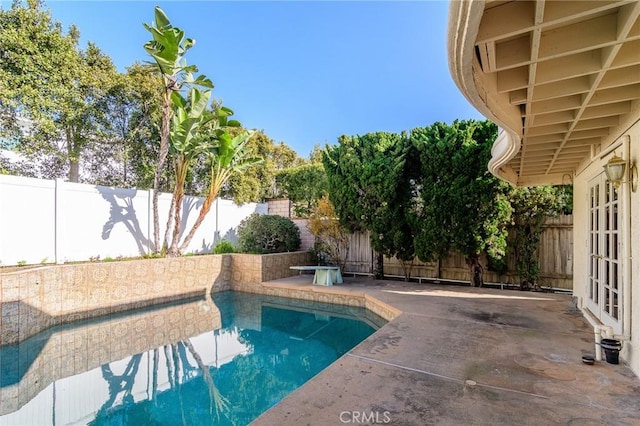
{"left": 214, "top": 198, "right": 219, "bottom": 244}
{"left": 147, "top": 189, "right": 153, "bottom": 254}
{"left": 55, "top": 178, "right": 64, "bottom": 264}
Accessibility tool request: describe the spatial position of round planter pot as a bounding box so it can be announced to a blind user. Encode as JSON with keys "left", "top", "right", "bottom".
{"left": 600, "top": 338, "right": 622, "bottom": 364}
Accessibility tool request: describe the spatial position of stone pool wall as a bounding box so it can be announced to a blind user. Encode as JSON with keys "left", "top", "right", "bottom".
{"left": 0, "top": 251, "right": 311, "bottom": 345}
{"left": 230, "top": 251, "right": 312, "bottom": 284}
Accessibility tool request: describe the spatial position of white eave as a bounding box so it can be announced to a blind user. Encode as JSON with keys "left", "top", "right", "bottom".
{"left": 448, "top": 0, "right": 640, "bottom": 186}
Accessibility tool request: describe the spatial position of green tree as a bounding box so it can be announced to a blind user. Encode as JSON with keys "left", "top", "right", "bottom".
{"left": 308, "top": 144, "right": 325, "bottom": 164}
{"left": 323, "top": 131, "right": 411, "bottom": 278}
{"left": 179, "top": 127, "right": 261, "bottom": 255}
{"left": 165, "top": 86, "right": 216, "bottom": 255}
{"left": 276, "top": 163, "right": 328, "bottom": 217}
{"left": 143, "top": 5, "right": 212, "bottom": 252}
{"left": 143, "top": 7, "right": 263, "bottom": 257}
{"left": 0, "top": 0, "right": 118, "bottom": 182}
{"left": 510, "top": 185, "right": 571, "bottom": 290}
{"left": 409, "top": 120, "right": 512, "bottom": 287}
{"left": 223, "top": 131, "right": 301, "bottom": 203}
{"left": 91, "top": 63, "right": 162, "bottom": 187}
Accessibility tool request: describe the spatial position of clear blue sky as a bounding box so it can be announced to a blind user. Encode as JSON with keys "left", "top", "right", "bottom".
{"left": 34, "top": 1, "right": 483, "bottom": 157}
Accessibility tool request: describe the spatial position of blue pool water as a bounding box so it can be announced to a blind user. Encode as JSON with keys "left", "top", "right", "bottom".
{"left": 0, "top": 292, "right": 385, "bottom": 425}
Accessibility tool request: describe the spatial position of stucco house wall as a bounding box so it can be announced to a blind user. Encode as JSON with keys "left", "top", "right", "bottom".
{"left": 573, "top": 120, "right": 640, "bottom": 374}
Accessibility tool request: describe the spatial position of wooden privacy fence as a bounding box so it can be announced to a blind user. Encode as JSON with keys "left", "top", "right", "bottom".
{"left": 341, "top": 215, "right": 574, "bottom": 290}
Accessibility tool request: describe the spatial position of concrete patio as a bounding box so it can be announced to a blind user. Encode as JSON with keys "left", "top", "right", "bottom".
{"left": 254, "top": 275, "right": 640, "bottom": 425}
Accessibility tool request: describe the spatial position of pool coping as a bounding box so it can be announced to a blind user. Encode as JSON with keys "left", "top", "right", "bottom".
{"left": 233, "top": 277, "right": 403, "bottom": 324}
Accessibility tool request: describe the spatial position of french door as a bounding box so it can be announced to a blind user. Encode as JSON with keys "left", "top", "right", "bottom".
{"left": 587, "top": 174, "right": 623, "bottom": 333}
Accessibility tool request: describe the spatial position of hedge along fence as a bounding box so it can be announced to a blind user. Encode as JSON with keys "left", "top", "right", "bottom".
{"left": 265, "top": 198, "right": 573, "bottom": 290}
{"left": 340, "top": 215, "right": 573, "bottom": 290}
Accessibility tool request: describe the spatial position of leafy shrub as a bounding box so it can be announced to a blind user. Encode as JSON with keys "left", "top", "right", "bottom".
{"left": 307, "top": 196, "right": 349, "bottom": 268}
{"left": 213, "top": 240, "right": 236, "bottom": 254}
{"left": 237, "top": 214, "right": 301, "bottom": 254}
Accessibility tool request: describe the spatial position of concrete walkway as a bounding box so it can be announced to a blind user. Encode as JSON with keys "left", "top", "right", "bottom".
{"left": 254, "top": 276, "right": 640, "bottom": 426}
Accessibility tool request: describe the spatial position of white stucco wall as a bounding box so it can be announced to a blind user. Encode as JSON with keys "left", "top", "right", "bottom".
{"left": 573, "top": 119, "right": 640, "bottom": 375}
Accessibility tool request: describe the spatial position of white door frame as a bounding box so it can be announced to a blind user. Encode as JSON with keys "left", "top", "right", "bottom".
{"left": 586, "top": 173, "right": 623, "bottom": 334}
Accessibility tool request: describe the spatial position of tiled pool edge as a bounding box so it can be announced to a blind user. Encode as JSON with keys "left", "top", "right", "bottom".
{"left": 0, "top": 252, "right": 311, "bottom": 346}
{"left": 233, "top": 280, "right": 402, "bottom": 323}
{"left": 0, "top": 249, "right": 400, "bottom": 345}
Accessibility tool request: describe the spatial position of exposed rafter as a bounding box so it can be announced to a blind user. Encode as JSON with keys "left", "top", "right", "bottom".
{"left": 469, "top": 0, "right": 640, "bottom": 184}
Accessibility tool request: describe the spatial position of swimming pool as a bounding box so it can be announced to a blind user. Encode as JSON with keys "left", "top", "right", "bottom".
{"left": 0, "top": 291, "right": 385, "bottom": 425}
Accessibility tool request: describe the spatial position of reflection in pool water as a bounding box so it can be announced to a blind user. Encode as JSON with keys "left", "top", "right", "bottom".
{"left": 0, "top": 291, "right": 385, "bottom": 425}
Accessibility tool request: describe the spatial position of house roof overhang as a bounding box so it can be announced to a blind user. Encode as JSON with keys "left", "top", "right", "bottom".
{"left": 448, "top": 0, "right": 640, "bottom": 186}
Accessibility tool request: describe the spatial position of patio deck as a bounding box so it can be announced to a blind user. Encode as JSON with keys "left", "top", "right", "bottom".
{"left": 253, "top": 275, "right": 640, "bottom": 425}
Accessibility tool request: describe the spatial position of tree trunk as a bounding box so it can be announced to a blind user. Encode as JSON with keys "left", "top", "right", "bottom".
{"left": 162, "top": 192, "right": 176, "bottom": 253}
{"left": 466, "top": 254, "right": 484, "bottom": 287}
{"left": 168, "top": 158, "right": 188, "bottom": 256}
{"left": 122, "top": 143, "right": 128, "bottom": 185}
{"left": 68, "top": 159, "right": 80, "bottom": 183}
{"left": 152, "top": 88, "right": 172, "bottom": 253}
{"left": 177, "top": 188, "right": 216, "bottom": 254}
{"left": 374, "top": 252, "right": 384, "bottom": 279}
{"left": 178, "top": 168, "right": 229, "bottom": 254}
{"left": 400, "top": 259, "right": 413, "bottom": 281}
{"left": 66, "top": 127, "right": 80, "bottom": 183}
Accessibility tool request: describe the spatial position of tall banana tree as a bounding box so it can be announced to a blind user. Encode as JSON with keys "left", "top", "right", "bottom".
{"left": 165, "top": 88, "right": 259, "bottom": 256}
{"left": 143, "top": 6, "right": 212, "bottom": 253}
{"left": 178, "top": 126, "right": 262, "bottom": 254}
{"left": 165, "top": 87, "right": 214, "bottom": 255}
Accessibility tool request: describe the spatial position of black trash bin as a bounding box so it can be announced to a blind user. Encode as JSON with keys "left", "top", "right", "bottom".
{"left": 600, "top": 338, "right": 622, "bottom": 364}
